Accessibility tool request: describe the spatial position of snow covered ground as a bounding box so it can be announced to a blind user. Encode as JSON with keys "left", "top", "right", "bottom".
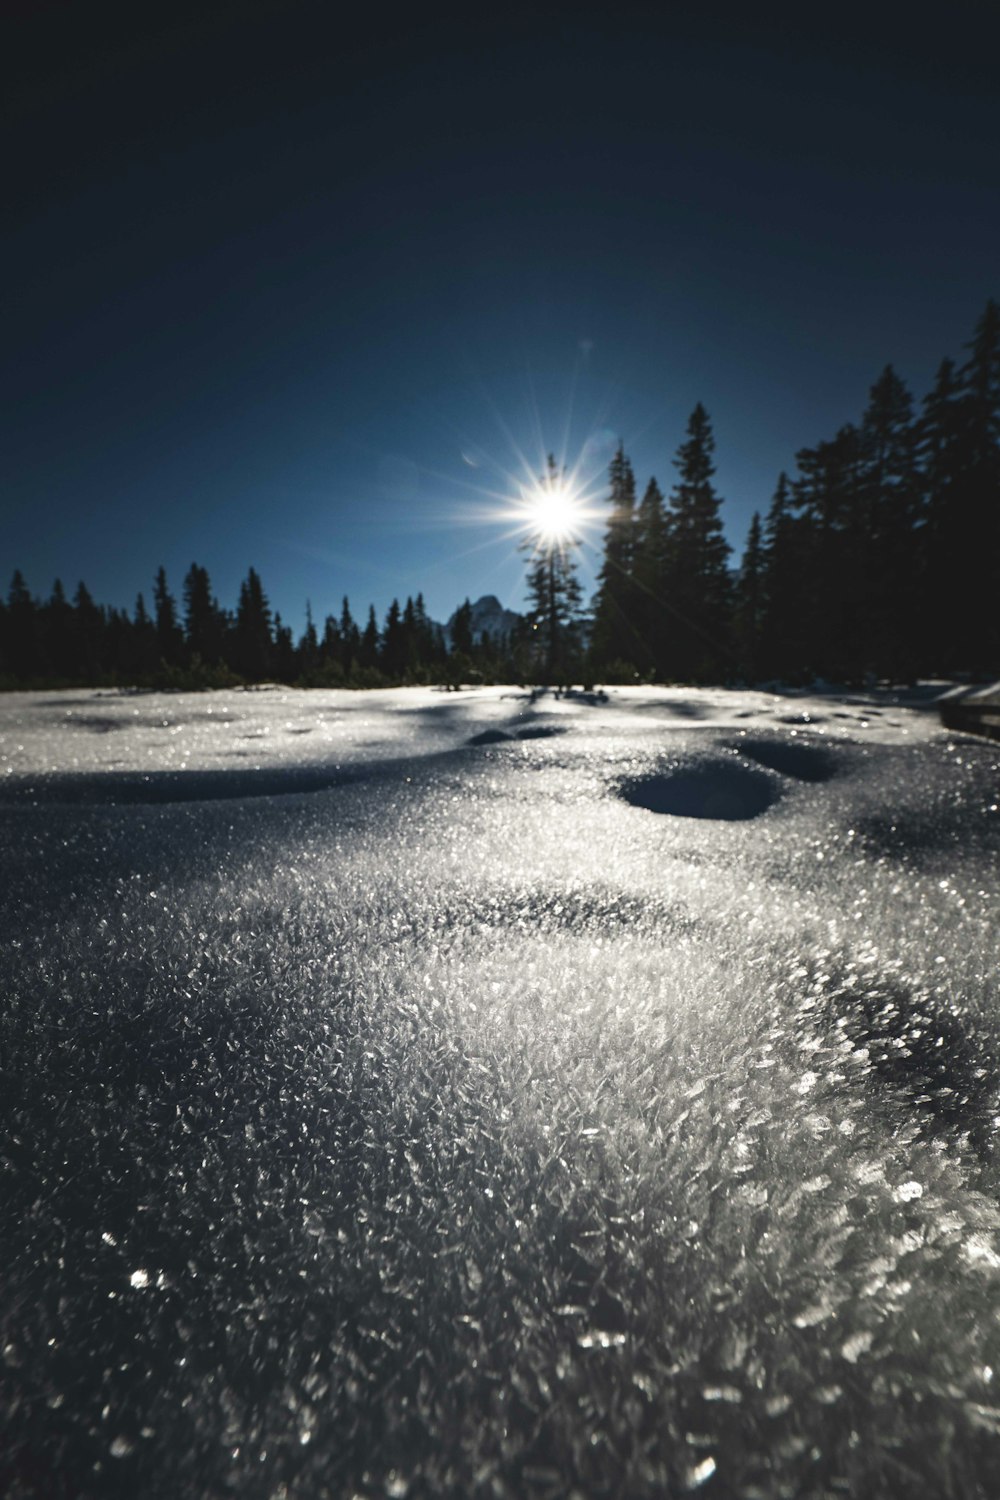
{"left": 2, "top": 684, "right": 999, "bottom": 1497}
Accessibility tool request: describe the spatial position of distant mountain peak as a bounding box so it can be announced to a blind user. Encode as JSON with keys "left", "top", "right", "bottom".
{"left": 443, "top": 594, "right": 522, "bottom": 647}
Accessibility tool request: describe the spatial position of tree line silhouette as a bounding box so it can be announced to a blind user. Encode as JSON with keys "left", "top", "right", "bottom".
{"left": 588, "top": 298, "right": 999, "bottom": 684}
{"left": 2, "top": 299, "right": 997, "bottom": 691}
{"left": 0, "top": 563, "right": 542, "bottom": 690}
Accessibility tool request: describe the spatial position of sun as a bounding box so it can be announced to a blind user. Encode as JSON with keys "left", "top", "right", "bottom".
{"left": 521, "top": 478, "right": 586, "bottom": 543}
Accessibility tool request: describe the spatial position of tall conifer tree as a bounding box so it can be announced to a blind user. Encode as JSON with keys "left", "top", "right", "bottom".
{"left": 758, "top": 472, "right": 802, "bottom": 680}
{"left": 359, "top": 605, "right": 380, "bottom": 670}
{"left": 381, "top": 598, "right": 406, "bottom": 677}
{"left": 918, "top": 358, "right": 964, "bottom": 669}
{"left": 131, "top": 592, "right": 159, "bottom": 679}
{"left": 790, "top": 424, "right": 864, "bottom": 679}
{"left": 43, "top": 579, "right": 74, "bottom": 679}
{"left": 522, "top": 455, "right": 584, "bottom": 684}
{"left": 591, "top": 442, "right": 639, "bottom": 673}
{"left": 7, "top": 571, "right": 38, "bottom": 679}
{"left": 299, "top": 601, "right": 320, "bottom": 676}
{"left": 339, "top": 597, "right": 360, "bottom": 674}
{"left": 662, "top": 404, "right": 732, "bottom": 681}
{"left": 631, "top": 476, "right": 670, "bottom": 675}
{"left": 918, "top": 302, "right": 1000, "bottom": 672}
{"left": 450, "top": 599, "right": 474, "bottom": 659}
{"left": 272, "top": 613, "right": 296, "bottom": 681}
{"left": 953, "top": 299, "right": 1000, "bottom": 667}
{"left": 734, "top": 512, "right": 765, "bottom": 681}
{"left": 859, "top": 365, "right": 921, "bottom": 678}
{"left": 183, "top": 564, "right": 226, "bottom": 665}
{"left": 74, "top": 581, "right": 106, "bottom": 680}
{"left": 233, "top": 567, "right": 273, "bottom": 680}
{"left": 153, "top": 567, "right": 184, "bottom": 667}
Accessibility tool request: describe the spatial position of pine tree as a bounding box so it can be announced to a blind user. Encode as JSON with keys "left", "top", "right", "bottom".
{"left": 153, "top": 567, "right": 184, "bottom": 668}
{"left": 74, "top": 581, "right": 106, "bottom": 680}
{"left": 413, "top": 592, "right": 442, "bottom": 671}
{"left": 381, "top": 598, "right": 406, "bottom": 678}
{"left": 339, "top": 597, "right": 360, "bottom": 674}
{"left": 401, "top": 596, "right": 418, "bottom": 677}
{"left": 590, "top": 442, "right": 639, "bottom": 674}
{"left": 0, "top": 593, "right": 9, "bottom": 680}
{"left": 662, "top": 404, "right": 732, "bottom": 682}
{"left": 918, "top": 320, "right": 1000, "bottom": 672}
{"left": 7, "top": 570, "right": 39, "bottom": 679}
{"left": 631, "top": 476, "right": 670, "bottom": 676}
{"left": 130, "top": 592, "right": 159, "bottom": 680}
{"left": 311, "top": 613, "right": 342, "bottom": 683}
{"left": 183, "top": 564, "right": 226, "bottom": 665}
{"left": 521, "top": 456, "right": 584, "bottom": 686}
{"left": 42, "top": 579, "right": 74, "bottom": 680}
{"left": 104, "top": 607, "right": 132, "bottom": 683}
{"left": 298, "top": 610, "right": 343, "bottom": 685}
{"left": 450, "top": 599, "right": 474, "bottom": 658}
{"left": 272, "top": 613, "right": 297, "bottom": 681}
{"left": 951, "top": 299, "right": 1000, "bottom": 668}
{"left": 789, "top": 423, "right": 864, "bottom": 679}
{"left": 759, "top": 473, "right": 803, "bottom": 680}
{"left": 358, "top": 605, "right": 380, "bottom": 671}
{"left": 919, "top": 357, "right": 963, "bottom": 649}
{"left": 298, "top": 601, "right": 320, "bottom": 677}
{"left": 445, "top": 599, "right": 475, "bottom": 687}
{"left": 734, "top": 512, "right": 765, "bottom": 681}
{"left": 859, "top": 365, "right": 921, "bottom": 678}
{"left": 233, "top": 567, "right": 273, "bottom": 680}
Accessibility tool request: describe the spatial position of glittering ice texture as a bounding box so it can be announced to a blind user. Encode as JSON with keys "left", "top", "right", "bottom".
{"left": 1, "top": 684, "right": 999, "bottom": 1497}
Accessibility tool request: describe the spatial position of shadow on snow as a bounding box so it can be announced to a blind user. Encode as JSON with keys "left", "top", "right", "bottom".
{"left": 619, "top": 761, "right": 781, "bottom": 821}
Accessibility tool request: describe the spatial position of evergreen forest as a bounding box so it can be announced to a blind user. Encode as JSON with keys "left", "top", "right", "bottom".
{"left": 3, "top": 300, "right": 998, "bottom": 691}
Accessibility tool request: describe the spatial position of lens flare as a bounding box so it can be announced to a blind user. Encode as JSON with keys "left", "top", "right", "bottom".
{"left": 411, "top": 368, "right": 611, "bottom": 593}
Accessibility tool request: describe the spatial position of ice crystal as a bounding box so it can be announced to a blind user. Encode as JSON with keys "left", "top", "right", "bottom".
{"left": 685, "top": 1456, "right": 718, "bottom": 1488}
{"left": 894, "top": 1180, "right": 923, "bottom": 1203}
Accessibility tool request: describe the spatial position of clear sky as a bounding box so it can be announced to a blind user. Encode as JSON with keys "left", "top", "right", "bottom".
{"left": 5, "top": 1, "right": 998, "bottom": 633}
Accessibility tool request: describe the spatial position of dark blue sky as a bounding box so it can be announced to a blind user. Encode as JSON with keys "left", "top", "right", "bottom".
{"left": 5, "top": 2, "right": 998, "bottom": 632}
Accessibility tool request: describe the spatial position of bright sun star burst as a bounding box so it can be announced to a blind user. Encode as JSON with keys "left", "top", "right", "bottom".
{"left": 522, "top": 478, "right": 585, "bottom": 543}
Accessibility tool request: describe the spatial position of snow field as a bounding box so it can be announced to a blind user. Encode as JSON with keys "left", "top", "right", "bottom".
{"left": 2, "top": 685, "right": 999, "bottom": 1497}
